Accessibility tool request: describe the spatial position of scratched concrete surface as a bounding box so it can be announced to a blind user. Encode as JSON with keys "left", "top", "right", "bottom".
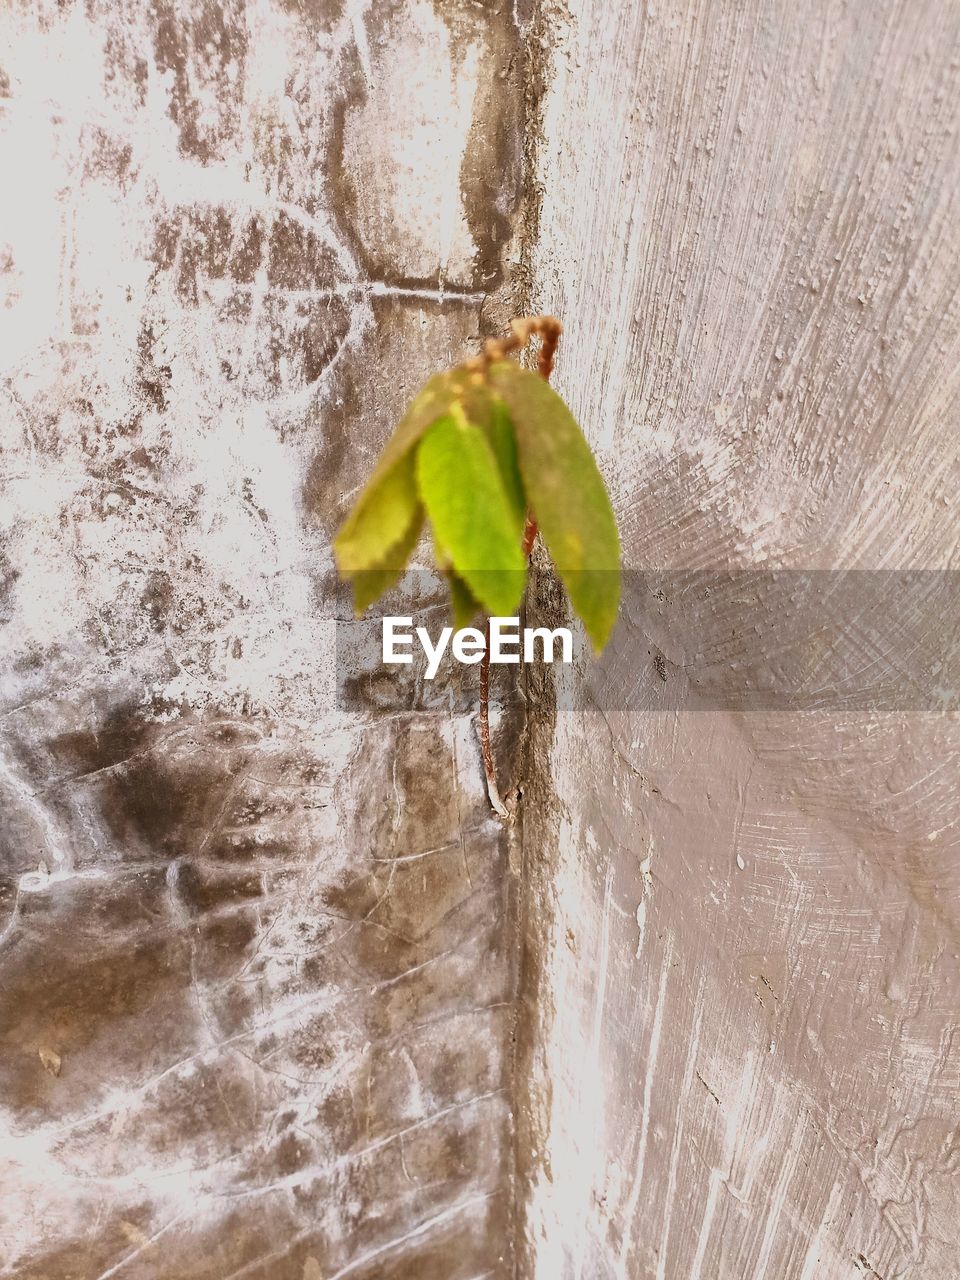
{"left": 519, "top": 2, "right": 960, "bottom": 1278}
{"left": 4, "top": 1, "right": 960, "bottom": 1278}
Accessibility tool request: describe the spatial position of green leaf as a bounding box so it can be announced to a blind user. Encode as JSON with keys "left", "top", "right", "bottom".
{"left": 450, "top": 383, "right": 526, "bottom": 539}
{"left": 488, "top": 361, "right": 620, "bottom": 649}
{"left": 334, "top": 451, "right": 418, "bottom": 576}
{"left": 482, "top": 399, "right": 526, "bottom": 540}
{"left": 447, "top": 571, "right": 480, "bottom": 629}
{"left": 351, "top": 508, "right": 423, "bottom": 614}
{"left": 364, "top": 369, "right": 472, "bottom": 489}
{"left": 334, "top": 369, "right": 468, "bottom": 576}
{"left": 432, "top": 530, "right": 480, "bottom": 626}
{"left": 415, "top": 410, "right": 527, "bottom": 616}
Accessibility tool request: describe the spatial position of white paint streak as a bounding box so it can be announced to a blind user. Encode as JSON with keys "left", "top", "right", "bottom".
{"left": 688, "top": 1051, "right": 758, "bottom": 1280}
{"left": 572, "top": 861, "right": 616, "bottom": 1280}
{"left": 654, "top": 981, "right": 706, "bottom": 1280}
{"left": 618, "top": 948, "right": 671, "bottom": 1266}
{"left": 634, "top": 843, "right": 654, "bottom": 959}
{"left": 798, "top": 1177, "right": 844, "bottom": 1280}
{"left": 748, "top": 1109, "right": 806, "bottom": 1280}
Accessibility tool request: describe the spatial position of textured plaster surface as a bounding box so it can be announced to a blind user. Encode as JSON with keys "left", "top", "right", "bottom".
{"left": 521, "top": 1, "right": 960, "bottom": 1277}
{"left": 4, "top": 0, "right": 960, "bottom": 1278}
{"left": 0, "top": 1, "right": 529, "bottom": 1275}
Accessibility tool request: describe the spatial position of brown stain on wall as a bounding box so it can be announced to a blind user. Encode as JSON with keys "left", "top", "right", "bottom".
{"left": 150, "top": 0, "right": 247, "bottom": 162}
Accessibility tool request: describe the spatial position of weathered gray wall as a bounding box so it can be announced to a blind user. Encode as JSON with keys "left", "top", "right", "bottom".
{"left": 520, "top": 1, "right": 960, "bottom": 1277}
{"left": 3, "top": 1, "right": 960, "bottom": 1278}
{"left": 0, "top": 2, "right": 532, "bottom": 1276}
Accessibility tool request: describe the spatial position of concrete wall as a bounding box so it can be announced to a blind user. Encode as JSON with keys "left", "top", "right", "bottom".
{"left": 520, "top": 2, "right": 960, "bottom": 1277}
{"left": 3, "top": 1, "right": 960, "bottom": 1278}
{"left": 1, "top": 2, "right": 532, "bottom": 1276}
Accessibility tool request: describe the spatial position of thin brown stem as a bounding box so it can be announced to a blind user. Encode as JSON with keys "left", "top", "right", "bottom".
{"left": 521, "top": 513, "right": 538, "bottom": 559}
{"left": 477, "top": 316, "right": 559, "bottom": 816}
{"left": 466, "top": 314, "right": 562, "bottom": 376}
{"left": 478, "top": 633, "right": 507, "bottom": 817}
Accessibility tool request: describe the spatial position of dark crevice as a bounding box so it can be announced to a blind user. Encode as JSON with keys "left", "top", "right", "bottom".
{"left": 499, "top": 4, "right": 559, "bottom": 1276}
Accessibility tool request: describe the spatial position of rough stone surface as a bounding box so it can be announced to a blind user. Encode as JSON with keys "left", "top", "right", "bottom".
{"left": 0, "top": 1, "right": 530, "bottom": 1275}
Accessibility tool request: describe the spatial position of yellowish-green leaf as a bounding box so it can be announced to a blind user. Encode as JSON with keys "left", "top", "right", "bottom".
{"left": 351, "top": 508, "right": 423, "bottom": 614}
{"left": 482, "top": 398, "right": 525, "bottom": 540}
{"left": 452, "top": 384, "right": 525, "bottom": 539}
{"left": 487, "top": 361, "right": 620, "bottom": 649}
{"left": 416, "top": 411, "right": 527, "bottom": 617}
{"left": 334, "top": 370, "right": 470, "bottom": 576}
{"left": 365, "top": 369, "right": 473, "bottom": 489}
{"left": 433, "top": 530, "right": 480, "bottom": 627}
{"left": 334, "top": 452, "right": 419, "bottom": 577}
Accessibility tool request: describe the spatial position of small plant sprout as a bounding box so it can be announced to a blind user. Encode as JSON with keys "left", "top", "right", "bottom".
{"left": 334, "top": 316, "right": 621, "bottom": 815}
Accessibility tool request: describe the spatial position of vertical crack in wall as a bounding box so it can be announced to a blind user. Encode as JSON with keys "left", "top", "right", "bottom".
{"left": 510, "top": 553, "right": 568, "bottom": 1279}
{"left": 501, "top": 5, "right": 568, "bottom": 1274}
